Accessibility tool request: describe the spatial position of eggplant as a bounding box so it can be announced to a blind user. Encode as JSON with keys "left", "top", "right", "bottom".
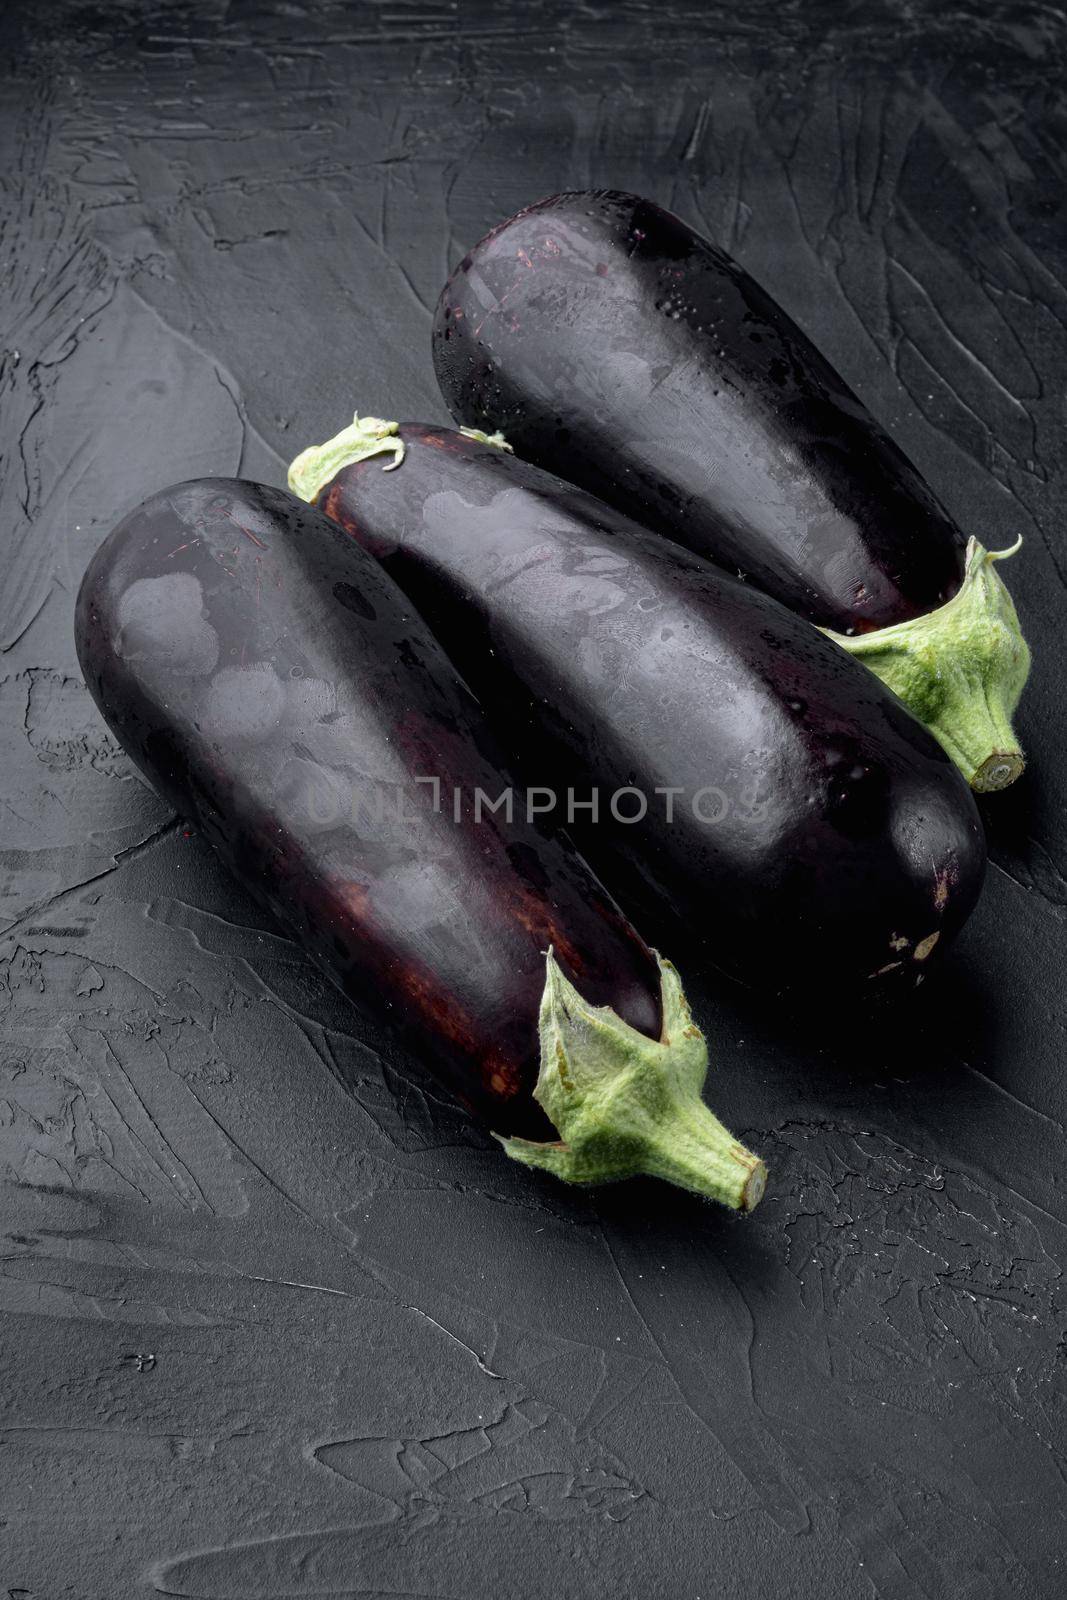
{"left": 431, "top": 190, "right": 1031, "bottom": 794}
{"left": 288, "top": 418, "right": 986, "bottom": 996}
{"left": 74, "top": 479, "right": 766, "bottom": 1209}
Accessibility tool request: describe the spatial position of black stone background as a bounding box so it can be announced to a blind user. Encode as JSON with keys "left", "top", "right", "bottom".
{"left": 1, "top": 4, "right": 1065, "bottom": 1597}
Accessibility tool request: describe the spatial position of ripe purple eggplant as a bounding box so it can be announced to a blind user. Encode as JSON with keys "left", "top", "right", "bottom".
{"left": 74, "top": 479, "right": 766, "bottom": 1209}
{"left": 289, "top": 418, "right": 986, "bottom": 995}
{"left": 432, "top": 190, "right": 1031, "bottom": 793}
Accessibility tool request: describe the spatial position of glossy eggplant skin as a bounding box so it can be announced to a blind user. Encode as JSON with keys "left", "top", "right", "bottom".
{"left": 317, "top": 428, "right": 986, "bottom": 990}
{"left": 432, "top": 190, "right": 967, "bottom": 636}
{"left": 74, "top": 479, "right": 664, "bottom": 1139}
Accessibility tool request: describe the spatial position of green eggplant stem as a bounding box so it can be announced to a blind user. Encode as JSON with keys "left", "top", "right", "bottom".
{"left": 822, "top": 536, "right": 1031, "bottom": 792}
{"left": 288, "top": 414, "right": 405, "bottom": 504}
{"left": 287, "top": 413, "right": 513, "bottom": 506}
{"left": 499, "top": 950, "right": 766, "bottom": 1213}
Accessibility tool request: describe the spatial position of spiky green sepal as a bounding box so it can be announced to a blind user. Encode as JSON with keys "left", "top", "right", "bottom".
{"left": 823, "top": 537, "right": 1030, "bottom": 792}
{"left": 499, "top": 951, "right": 766, "bottom": 1212}
{"left": 288, "top": 414, "right": 404, "bottom": 504}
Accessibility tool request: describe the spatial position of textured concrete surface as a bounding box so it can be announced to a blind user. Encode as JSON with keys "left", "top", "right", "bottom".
{"left": 1, "top": 3, "right": 1065, "bottom": 1596}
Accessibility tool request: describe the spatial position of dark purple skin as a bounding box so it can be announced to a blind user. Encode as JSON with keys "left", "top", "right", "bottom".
{"left": 74, "top": 479, "right": 664, "bottom": 1139}
{"left": 432, "top": 190, "right": 968, "bottom": 635}
{"left": 318, "top": 428, "right": 986, "bottom": 990}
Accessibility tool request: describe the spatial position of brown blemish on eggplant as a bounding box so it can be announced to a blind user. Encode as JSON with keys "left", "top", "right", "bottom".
{"left": 385, "top": 957, "right": 480, "bottom": 1054}
{"left": 335, "top": 881, "right": 371, "bottom": 920}
{"left": 914, "top": 931, "right": 941, "bottom": 961}
{"left": 321, "top": 483, "right": 357, "bottom": 533}
{"left": 486, "top": 1053, "right": 524, "bottom": 1099}
{"left": 334, "top": 878, "right": 532, "bottom": 1102}
{"left": 505, "top": 884, "right": 587, "bottom": 977}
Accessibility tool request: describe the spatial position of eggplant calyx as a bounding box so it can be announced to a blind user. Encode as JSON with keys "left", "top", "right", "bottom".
{"left": 822, "top": 536, "right": 1031, "bottom": 793}
{"left": 498, "top": 950, "right": 766, "bottom": 1212}
{"left": 459, "top": 426, "right": 514, "bottom": 452}
{"left": 288, "top": 415, "right": 404, "bottom": 504}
